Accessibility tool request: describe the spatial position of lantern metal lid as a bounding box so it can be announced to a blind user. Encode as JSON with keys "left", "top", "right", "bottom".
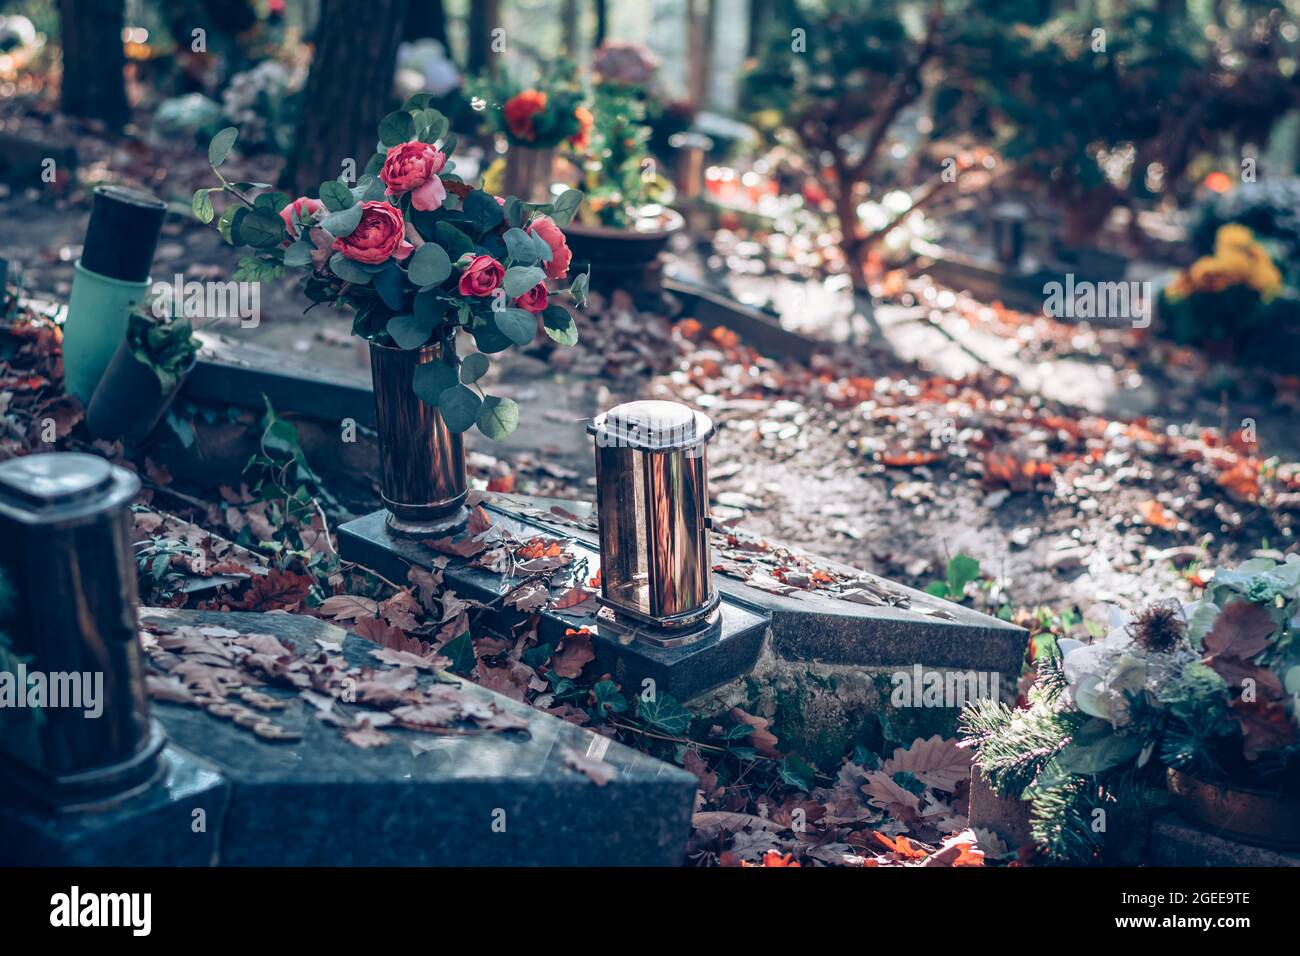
{"left": 587, "top": 400, "right": 720, "bottom": 643}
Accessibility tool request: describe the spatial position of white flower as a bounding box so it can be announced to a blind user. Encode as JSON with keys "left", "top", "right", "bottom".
{"left": 1057, "top": 603, "right": 1198, "bottom": 727}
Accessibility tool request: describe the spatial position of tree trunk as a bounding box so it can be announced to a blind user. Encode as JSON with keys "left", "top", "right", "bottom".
{"left": 594, "top": 0, "right": 608, "bottom": 46}
{"left": 686, "top": 0, "right": 716, "bottom": 109}
{"left": 467, "top": 0, "right": 500, "bottom": 76}
{"left": 58, "top": 0, "right": 130, "bottom": 130}
{"left": 561, "top": 0, "right": 579, "bottom": 55}
{"left": 404, "top": 0, "right": 448, "bottom": 46}
{"left": 746, "top": 0, "right": 769, "bottom": 57}
{"left": 282, "top": 0, "right": 409, "bottom": 196}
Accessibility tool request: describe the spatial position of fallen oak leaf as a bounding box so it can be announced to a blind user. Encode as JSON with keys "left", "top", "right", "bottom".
{"left": 561, "top": 746, "right": 618, "bottom": 785}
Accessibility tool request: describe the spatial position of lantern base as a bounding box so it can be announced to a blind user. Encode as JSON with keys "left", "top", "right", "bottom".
{"left": 385, "top": 505, "right": 469, "bottom": 538}
{"left": 596, "top": 600, "right": 722, "bottom": 648}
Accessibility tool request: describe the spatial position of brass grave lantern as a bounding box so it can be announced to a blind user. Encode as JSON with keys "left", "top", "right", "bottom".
{"left": 588, "top": 400, "right": 719, "bottom": 642}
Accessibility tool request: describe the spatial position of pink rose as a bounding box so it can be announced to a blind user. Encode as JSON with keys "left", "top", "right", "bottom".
{"left": 380, "top": 141, "right": 448, "bottom": 212}
{"left": 331, "top": 201, "right": 414, "bottom": 264}
{"left": 458, "top": 255, "right": 504, "bottom": 297}
{"left": 528, "top": 214, "right": 571, "bottom": 280}
{"left": 515, "top": 282, "right": 549, "bottom": 314}
{"left": 280, "top": 197, "right": 325, "bottom": 240}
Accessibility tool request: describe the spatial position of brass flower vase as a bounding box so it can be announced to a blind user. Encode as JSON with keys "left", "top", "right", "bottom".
{"left": 502, "top": 145, "right": 558, "bottom": 203}
{"left": 369, "top": 339, "right": 468, "bottom": 536}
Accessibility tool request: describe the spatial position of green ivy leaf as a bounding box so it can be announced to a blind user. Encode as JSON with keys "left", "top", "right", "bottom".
{"left": 493, "top": 307, "right": 536, "bottom": 346}
{"left": 637, "top": 692, "right": 692, "bottom": 736}
{"left": 438, "top": 385, "right": 482, "bottom": 433}
{"left": 439, "top": 632, "right": 475, "bottom": 674}
{"left": 320, "top": 203, "right": 363, "bottom": 238}
{"left": 208, "top": 127, "right": 238, "bottom": 167}
{"left": 591, "top": 680, "right": 628, "bottom": 716}
{"left": 459, "top": 351, "right": 490, "bottom": 383}
{"left": 476, "top": 395, "right": 518, "bottom": 440}
{"left": 407, "top": 242, "right": 452, "bottom": 287}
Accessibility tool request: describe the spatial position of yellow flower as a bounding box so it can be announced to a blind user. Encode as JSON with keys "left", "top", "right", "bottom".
{"left": 1169, "top": 224, "right": 1283, "bottom": 299}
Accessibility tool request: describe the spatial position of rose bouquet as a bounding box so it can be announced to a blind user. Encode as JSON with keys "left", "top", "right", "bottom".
{"left": 193, "top": 95, "right": 589, "bottom": 441}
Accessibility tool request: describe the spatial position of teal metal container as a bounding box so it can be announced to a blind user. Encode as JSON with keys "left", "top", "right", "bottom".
{"left": 63, "top": 260, "right": 152, "bottom": 402}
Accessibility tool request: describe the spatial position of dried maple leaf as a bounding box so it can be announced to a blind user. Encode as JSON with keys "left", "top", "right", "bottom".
{"left": 1137, "top": 499, "right": 1179, "bottom": 530}
{"left": 881, "top": 735, "right": 971, "bottom": 792}
{"left": 1202, "top": 600, "right": 1275, "bottom": 661}
{"left": 1217, "top": 459, "right": 1260, "bottom": 501}
{"left": 342, "top": 722, "right": 391, "bottom": 749}
{"left": 741, "top": 851, "right": 801, "bottom": 867}
{"left": 921, "top": 830, "right": 985, "bottom": 867}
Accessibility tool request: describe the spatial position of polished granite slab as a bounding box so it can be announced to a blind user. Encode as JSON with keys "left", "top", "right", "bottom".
{"left": 1, "top": 608, "right": 696, "bottom": 866}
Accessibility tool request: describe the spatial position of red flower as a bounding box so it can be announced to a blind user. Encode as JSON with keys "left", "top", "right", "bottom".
{"left": 527, "top": 214, "right": 572, "bottom": 280}
{"left": 570, "top": 106, "right": 593, "bottom": 150}
{"left": 458, "top": 255, "right": 504, "bottom": 296}
{"left": 331, "top": 201, "right": 413, "bottom": 265}
{"left": 380, "top": 140, "right": 448, "bottom": 212}
{"left": 514, "top": 282, "right": 549, "bottom": 313}
{"left": 279, "top": 197, "right": 325, "bottom": 240}
{"left": 503, "top": 90, "right": 547, "bottom": 142}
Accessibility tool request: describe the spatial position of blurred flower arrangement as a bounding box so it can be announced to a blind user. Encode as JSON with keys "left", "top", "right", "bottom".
{"left": 476, "top": 62, "right": 590, "bottom": 150}
{"left": 573, "top": 84, "right": 671, "bottom": 228}
{"left": 962, "top": 555, "right": 1300, "bottom": 863}
{"left": 1160, "top": 224, "right": 1287, "bottom": 347}
{"left": 193, "top": 96, "right": 589, "bottom": 440}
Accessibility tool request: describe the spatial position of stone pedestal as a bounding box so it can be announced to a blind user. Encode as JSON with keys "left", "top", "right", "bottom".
{"left": 339, "top": 493, "right": 1029, "bottom": 770}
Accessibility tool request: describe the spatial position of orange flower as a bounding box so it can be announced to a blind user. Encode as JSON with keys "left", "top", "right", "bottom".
{"left": 503, "top": 90, "right": 547, "bottom": 141}
{"left": 570, "top": 106, "right": 593, "bottom": 150}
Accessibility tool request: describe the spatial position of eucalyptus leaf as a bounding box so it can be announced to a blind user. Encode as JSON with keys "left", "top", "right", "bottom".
{"left": 319, "top": 180, "right": 354, "bottom": 211}
{"left": 463, "top": 189, "right": 504, "bottom": 233}
{"left": 504, "top": 228, "right": 542, "bottom": 265}
{"left": 386, "top": 312, "right": 435, "bottom": 349}
{"left": 378, "top": 110, "right": 415, "bottom": 147}
{"left": 328, "top": 252, "right": 372, "bottom": 285}
{"left": 373, "top": 264, "right": 406, "bottom": 310}
{"left": 494, "top": 307, "right": 537, "bottom": 346}
{"left": 434, "top": 221, "right": 475, "bottom": 261}
{"left": 411, "top": 360, "right": 459, "bottom": 404}
{"left": 459, "top": 351, "right": 490, "bottom": 383}
{"left": 407, "top": 242, "right": 453, "bottom": 287}
{"left": 234, "top": 208, "right": 285, "bottom": 249}
{"left": 548, "top": 188, "right": 583, "bottom": 228}
{"left": 476, "top": 395, "right": 518, "bottom": 440}
{"left": 320, "top": 203, "right": 364, "bottom": 238}
{"left": 192, "top": 188, "right": 215, "bottom": 224}
{"left": 438, "top": 385, "right": 482, "bottom": 433}
{"left": 541, "top": 305, "right": 578, "bottom": 346}
{"left": 283, "top": 239, "right": 313, "bottom": 268}
{"left": 208, "top": 127, "right": 238, "bottom": 168}
{"left": 503, "top": 265, "right": 546, "bottom": 299}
